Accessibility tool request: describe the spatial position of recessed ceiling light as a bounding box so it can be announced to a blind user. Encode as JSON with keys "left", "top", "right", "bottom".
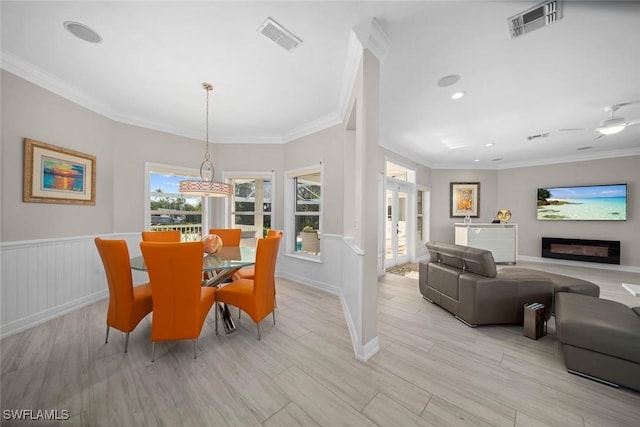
{"left": 437, "top": 74, "right": 461, "bottom": 87}
{"left": 485, "top": 143, "right": 495, "bottom": 147}
{"left": 451, "top": 91, "right": 466, "bottom": 100}
{"left": 474, "top": 159, "right": 480, "bottom": 163}
{"left": 64, "top": 21, "right": 102, "bottom": 44}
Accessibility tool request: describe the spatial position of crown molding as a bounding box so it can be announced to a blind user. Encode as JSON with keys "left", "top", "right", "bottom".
{"left": 427, "top": 146, "right": 640, "bottom": 170}
{"left": 1, "top": 49, "right": 115, "bottom": 119}
{"left": 352, "top": 18, "right": 391, "bottom": 60}
{"left": 283, "top": 112, "right": 343, "bottom": 143}
{"left": 338, "top": 18, "right": 391, "bottom": 124}
{"left": 338, "top": 31, "right": 364, "bottom": 123}
{"left": 495, "top": 146, "right": 640, "bottom": 170}
{"left": 2, "top": 49, "right": 349, "bottom": 146}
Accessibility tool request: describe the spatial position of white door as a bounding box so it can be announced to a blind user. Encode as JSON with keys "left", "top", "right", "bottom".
{"left": 385, "top": 183, "right": 411, "bottom": 268}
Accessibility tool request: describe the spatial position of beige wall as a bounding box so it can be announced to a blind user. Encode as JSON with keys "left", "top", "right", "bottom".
{"left": 282, "top": 124, "right": 345, "bottom": 235}
{"left": 3, "top": 70, "right": 638, "bottom": 267}
{"left": 110, "top": 122, "right": 204, "bottom": 233}
{"left": 429, "top": 169, "right": 499, "bottom": 244}
{"left": 1, "top": 70, "right": 113, "bottom": 241}
{"left": 215, "top": 143, "right": 285, "bottom": 230}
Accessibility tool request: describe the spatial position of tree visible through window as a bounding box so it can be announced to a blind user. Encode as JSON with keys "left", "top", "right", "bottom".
{"left": 230, "top": 178, "right": 272, "bottom": 238}
{"left": 147, "top": 168, "right": 204, "bottom": 240}
{"left": 293, "top": 171, "right": 321, "bottom": 255}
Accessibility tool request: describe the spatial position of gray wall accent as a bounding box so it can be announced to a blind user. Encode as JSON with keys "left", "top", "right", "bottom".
{"left": 497, "top": 157, "right": 639, "bottom": 266}
{"left": 428, "top": 157, "right": 639, "bottom": 267}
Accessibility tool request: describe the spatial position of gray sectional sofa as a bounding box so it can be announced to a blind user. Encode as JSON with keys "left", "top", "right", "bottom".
{"left": 420, "top": 241, "right": 640, "bottom": 391}
{"left": 555, "top": 292, "right": 640, "bottom": 392}
{"left": 419, "top": 242, "right": 554, "bottom": 326}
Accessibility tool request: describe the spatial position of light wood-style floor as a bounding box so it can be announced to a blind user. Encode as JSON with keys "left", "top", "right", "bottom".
{"left": 2, "top": 261, "right": 640, "bottom": 426}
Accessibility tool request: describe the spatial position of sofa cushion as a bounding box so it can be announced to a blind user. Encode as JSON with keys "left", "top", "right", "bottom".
{"left": 427, "top": 242, "right": 467, "bottom": 270}
{"left": 427, "top": 263, "right": 461, "bottom": 300}
{"left": 501, "top": 268, "right": 599, "bottom": 297}
{"left": 426, "top": 241, "right": 497, "bottom": 278}
{"left": 463, "top": 246, "right": 497, "bottom": 278}
{"left": 556, "top": 293, "right": 640, "bottom": 364}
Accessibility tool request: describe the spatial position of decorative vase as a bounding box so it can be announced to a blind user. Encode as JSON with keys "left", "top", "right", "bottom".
{"left": 201, "top": 233, "right": 223, "bottom": 254}
{"left": 497, "top": 209, "right": 512, "bottom": 223}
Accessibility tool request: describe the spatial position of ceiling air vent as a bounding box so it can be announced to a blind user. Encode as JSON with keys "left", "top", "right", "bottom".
{"left": 508, "top": 0, "right": 561, "bottom": 39}
{"left": 258, "top": 17, "right": 302, "bottom": 51}
{"left": 527, "top": 132, "right": 550, "bottom": 141}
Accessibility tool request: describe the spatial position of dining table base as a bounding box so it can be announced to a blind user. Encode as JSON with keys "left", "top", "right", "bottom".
{"left": 217, "top": 302, "right": 236, "bottom": 334}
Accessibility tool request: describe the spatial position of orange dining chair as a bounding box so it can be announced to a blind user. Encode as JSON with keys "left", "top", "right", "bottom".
{"left": 95, "top": 238, "right": 153, "bottom": 353}
{"left": 203, "top": 228, "right": 242, "bottom": 282}
{"left": 140, "top": 241, "right": 216, "bottom": 361}
{"left": 208, "top": 228, "right": 242, "bottom": 247}
{"left": 141, "top": 230, "right": 181, "bottom": 242}
{"left": 233, "top": 229, "right": 282, "bottom": 281}
{"left": 215, "top": 235, "right": 281, "bottom": 340}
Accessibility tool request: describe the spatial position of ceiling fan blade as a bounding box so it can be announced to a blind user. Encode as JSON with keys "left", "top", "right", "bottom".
{"left": 626, "top": 119, "right": 640, "bottom": 126}
{"left": 559, "top": 128, "right": 591, "bottom": 132}
{"left": 593, "top": 134, "right": 605, "bottom": 141}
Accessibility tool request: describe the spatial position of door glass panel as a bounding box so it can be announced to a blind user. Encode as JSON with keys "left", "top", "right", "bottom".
{"left": 398, "top": 191, "right": 408, "bottom": 257}
{"left": 385, "top": 189, "right": 393, "bottom": 260}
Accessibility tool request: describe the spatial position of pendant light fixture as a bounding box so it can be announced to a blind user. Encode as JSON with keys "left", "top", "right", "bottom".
{"left": 179, "top": 83, "right": 233, "bottom": 197}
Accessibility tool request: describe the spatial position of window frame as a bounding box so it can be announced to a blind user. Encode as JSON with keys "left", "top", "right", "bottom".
{"left": 417, "top": 185, "right": 430, "bottom": 244}
{"left": 223, "top": 171, "right": 276, "bottom": 238}
{"left": 285, "top": 164, "right": 323, "bottom": 260}
{"left": 144, "top": 162, "right": 210, "bottom": 238}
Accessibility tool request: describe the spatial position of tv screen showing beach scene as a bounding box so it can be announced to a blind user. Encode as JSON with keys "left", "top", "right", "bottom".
{"left": 537, "top": 184, "right": 627, "bottom": 221}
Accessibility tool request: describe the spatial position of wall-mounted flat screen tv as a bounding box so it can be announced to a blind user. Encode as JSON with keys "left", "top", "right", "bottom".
{"left": 537, "top": 184, "right": 627, "bottom": 221}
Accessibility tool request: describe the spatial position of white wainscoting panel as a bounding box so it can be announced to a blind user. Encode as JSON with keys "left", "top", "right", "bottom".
{"left": 1, "top": 231, "right": 382, "bottom": 362}
{"left": 278, "top": 233, "right": 344, "bottom": 295}
{"left": 1, "top": 233, "right": 144, "bottom": 338}
{"left": 279, "top": 234, "right": 379, "bottom": 361}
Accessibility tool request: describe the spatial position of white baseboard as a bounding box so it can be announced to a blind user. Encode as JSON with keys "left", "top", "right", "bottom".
{"left": 517, "top": 255, "right": 640, "bottom": 274}
{"left": 0, "top": 289, "right": 108, "bottom": 338}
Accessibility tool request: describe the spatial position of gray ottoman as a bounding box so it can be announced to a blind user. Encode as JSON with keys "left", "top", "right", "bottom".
{"left": 555, "top": 292, "right": 640, "bottom": 391}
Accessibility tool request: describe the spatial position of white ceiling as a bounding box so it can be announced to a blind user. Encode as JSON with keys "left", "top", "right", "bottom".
{"left": 2, "top": 1, "right": 640, "bottom": 169}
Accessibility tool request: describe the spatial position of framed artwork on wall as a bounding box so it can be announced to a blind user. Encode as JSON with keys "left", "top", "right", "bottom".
{"left": 450, "top": 182, "right": 480, "bottom": 217}
{"left": 23, "top": 138, "right": 96, "bottom": 205}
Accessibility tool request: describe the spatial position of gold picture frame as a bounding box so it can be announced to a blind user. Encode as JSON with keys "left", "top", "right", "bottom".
{"left": 23, "top": 138, "right": 96, "bottom": 205}
{"left": 450, "top": 182, "right": 480, "bottom": 217}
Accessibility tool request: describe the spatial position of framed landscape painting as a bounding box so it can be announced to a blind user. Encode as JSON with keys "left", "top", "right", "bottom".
{"left": 23, "top": 138, "right": 96, "bottom": 205}
{"left": 450, "top": 182, "right": 480, "bottom": 217}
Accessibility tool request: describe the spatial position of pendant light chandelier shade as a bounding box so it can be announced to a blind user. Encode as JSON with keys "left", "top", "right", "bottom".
{"left": 179, "top": 83, "right": 233, "bottom": 197}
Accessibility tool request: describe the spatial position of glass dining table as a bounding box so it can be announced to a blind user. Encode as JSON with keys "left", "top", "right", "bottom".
{"left": 130, "top": 246, "right": 256, "bottom": 333}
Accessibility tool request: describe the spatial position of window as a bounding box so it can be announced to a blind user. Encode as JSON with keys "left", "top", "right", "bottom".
{"left": 386, "top": 160, "right": 415, "bottom": 182}
{"left": 229, "top": 177, "right": 272, "bottom": 238}
{"left": 287, "top": 167, "right": 322, "bottom": 256}
{"left": 416, "top": 186, "right": 430, "bottom": 243}
{"left": 146, "top": 164, "right": 206, "bottom": 241}
{"left": 417, "top": 189, "right": 424, "bottom": 241}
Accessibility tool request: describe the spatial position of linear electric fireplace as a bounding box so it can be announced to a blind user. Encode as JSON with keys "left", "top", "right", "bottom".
{"left": 542, "top": 237, "right": 620, "bottom": 264}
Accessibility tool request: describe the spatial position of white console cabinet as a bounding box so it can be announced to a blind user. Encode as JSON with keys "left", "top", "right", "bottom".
{"left": 454, "top": 223, "right": 517, "bottom": 264}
